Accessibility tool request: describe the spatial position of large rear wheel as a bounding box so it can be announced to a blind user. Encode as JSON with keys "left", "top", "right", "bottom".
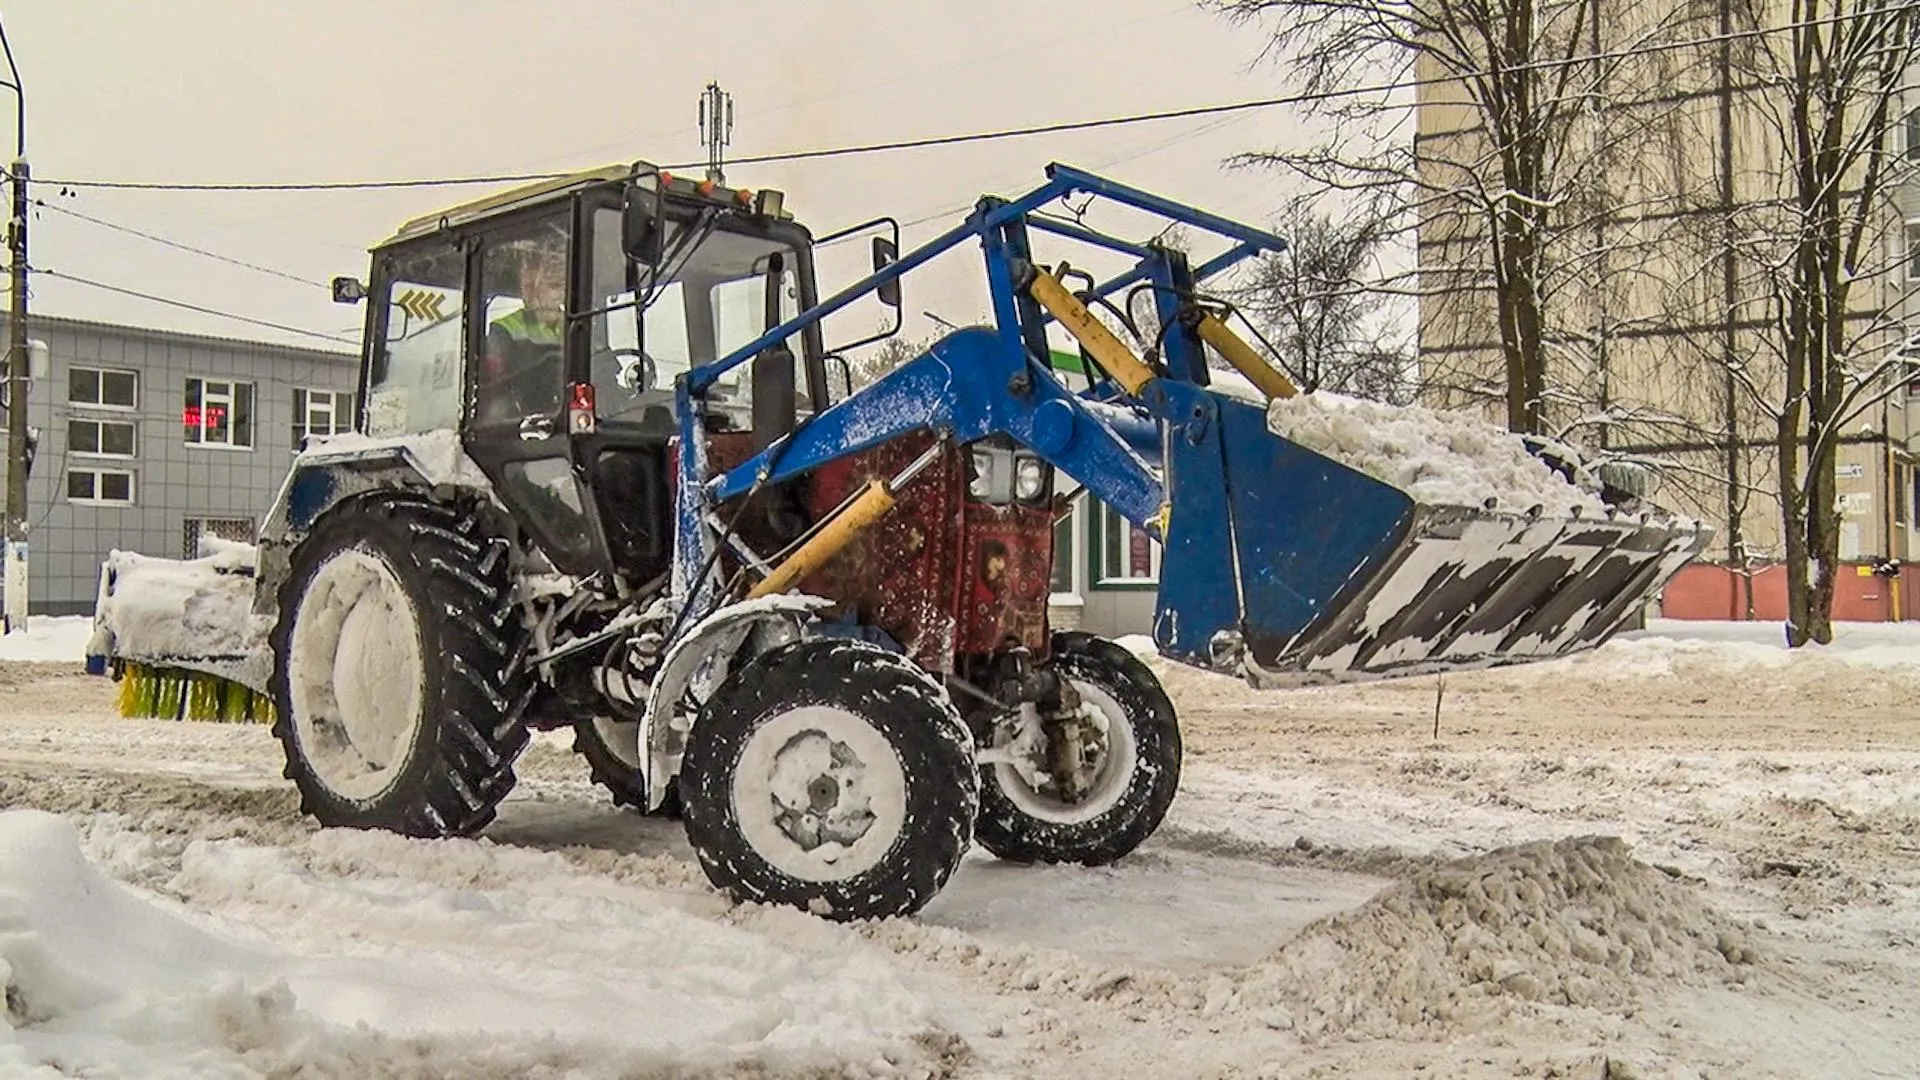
{"left": 269, "top": 493, "right": 533, "bottom": 838}
{"left": 973, "top": 633, "right": 1182, "bottom": 865}
{"left": 572, "top": 714, "right": 681, "bottom": 817}
{"left": 679, "top": 638, "right": 977, "bottom": 921}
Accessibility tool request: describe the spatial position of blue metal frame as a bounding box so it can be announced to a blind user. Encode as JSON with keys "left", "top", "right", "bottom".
{"left": 670, "top": 161, "right": 1290, "bottom": 626}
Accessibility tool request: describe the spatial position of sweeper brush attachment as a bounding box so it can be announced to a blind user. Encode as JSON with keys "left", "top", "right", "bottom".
{"left": 87, "top": 538, "right": 276, "bottom": 722}
{"left": 113, "top": 662, "right": 277, "bottom": 723}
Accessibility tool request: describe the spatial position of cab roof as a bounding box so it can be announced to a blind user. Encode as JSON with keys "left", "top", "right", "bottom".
{"left": 377, "top": 162, "right": 638, "bottom": 248}
{"left": 374, "top": 159, "right": 801, "bottom": 250}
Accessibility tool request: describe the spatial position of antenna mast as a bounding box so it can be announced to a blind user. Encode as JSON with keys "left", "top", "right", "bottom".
{"left": 698, "top": 82, "right": 734, "bottom": 183}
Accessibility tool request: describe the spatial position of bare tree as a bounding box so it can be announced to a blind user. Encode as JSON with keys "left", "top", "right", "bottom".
{"left": 843, "top": 334, "right": 927, "bottom": 391}
{"left": 1720, "top": 0, "right": 1920, "bottom": 644}
{"left": 1205, "top": 0, "right": 1685, "bottom": 435}
{"left": 1231, "top": 206, "right": 1418, "bottom": 402}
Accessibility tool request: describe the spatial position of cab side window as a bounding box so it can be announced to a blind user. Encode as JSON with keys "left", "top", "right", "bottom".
{"left": 364, "top": 239, "right": 465, "bottom": 438}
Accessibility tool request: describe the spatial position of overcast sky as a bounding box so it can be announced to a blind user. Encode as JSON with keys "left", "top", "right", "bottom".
{"left": 3, "top": 0, "right": 1329, "bottom": 354}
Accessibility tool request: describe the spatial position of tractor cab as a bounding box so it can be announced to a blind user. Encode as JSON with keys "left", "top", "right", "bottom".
{"left": 349, "top": 163, "right": 827, "bottom": 584}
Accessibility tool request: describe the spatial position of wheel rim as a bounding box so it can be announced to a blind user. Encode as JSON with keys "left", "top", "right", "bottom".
{"left": 286, "top": 548, "right": 425, "bottom": 803}
{"left": 991, "top": 677, "right": 1138, "bottom": 825}
{"left": 730, "top": 705, "right": 908, "bottom": 884}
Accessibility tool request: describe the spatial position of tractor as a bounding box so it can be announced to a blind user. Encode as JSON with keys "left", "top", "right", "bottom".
{"left": 89, "top": 160, "right": 1710, "bottom": 921}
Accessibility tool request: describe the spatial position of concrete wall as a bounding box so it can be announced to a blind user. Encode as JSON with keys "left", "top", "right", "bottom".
{"left": 1, "top": 315, "right": 358, "bottom": 615}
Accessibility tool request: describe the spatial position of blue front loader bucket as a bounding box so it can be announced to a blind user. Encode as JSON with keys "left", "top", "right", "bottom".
{"left": 1151, "top": 389, "right": 1713, "bottom": 685}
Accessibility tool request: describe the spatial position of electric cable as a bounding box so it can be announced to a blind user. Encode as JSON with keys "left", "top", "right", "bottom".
{"left": 35, "top": 201, "right": 330, "bottom": 289}
{"left": 31, "top": 9, "right": 1899, "bottom": 194}
{"left": 30, "top": 267, "right": 355, "bottom": 344}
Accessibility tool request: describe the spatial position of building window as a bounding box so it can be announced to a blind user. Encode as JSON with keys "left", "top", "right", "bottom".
{"left": 1050, "top": 497, "right": 1085, "bottom": 602}
{"left": 1052, "top": 511, "right": 1076, "bottom": 595}
{"left": 67, "top": 417, "right": 137, "bottom": 458}
{"left": 293, "top": 388, "right": 356, "bottom": 448}
{"left": 67, "top": 467, "right": 134, "bottom": 505}
{"left": 183, "top": 517, "right": 255, "bottom": 558}
{"left": 1906, "top": 107, "right": 1920, "bottom": 162}
{"left": 1907, "top": 222, "right": 1920, "bottom": 281}
{"left": 68, "top": 366, "right": 138, "bottom": 409}
{"left": 184, "top": 377, "right": 254, "bottom": 448}
{"left": 1094, "top": 500, "right": 1161, "bottom": 585}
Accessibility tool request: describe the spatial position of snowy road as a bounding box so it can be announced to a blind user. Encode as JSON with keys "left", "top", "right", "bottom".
{"left": 2, "top": 625, "right": 1918, "bottom": 1078}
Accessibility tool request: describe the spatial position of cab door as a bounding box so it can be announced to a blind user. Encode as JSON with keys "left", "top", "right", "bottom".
{"left": 460, "top": 206, "right": 604, "bottom": 573}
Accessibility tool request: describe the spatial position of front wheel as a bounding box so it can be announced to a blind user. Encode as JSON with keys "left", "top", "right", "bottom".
{"left": 679, "top": 638, "right": 978, "bottom": 922}
{"left": 973, "top": 633, "right": 1182, "bottom": 865}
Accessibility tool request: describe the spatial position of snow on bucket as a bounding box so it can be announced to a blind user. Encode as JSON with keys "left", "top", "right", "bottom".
{"left": 1152, "top": 388, "right": 1712, "bottom": 685}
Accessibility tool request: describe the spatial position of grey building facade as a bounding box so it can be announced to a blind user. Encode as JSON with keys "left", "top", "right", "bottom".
{"left": 1, "top": 313, "right": 358, "bottom": 615}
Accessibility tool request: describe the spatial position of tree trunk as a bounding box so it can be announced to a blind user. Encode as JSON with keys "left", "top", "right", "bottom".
{"left": 1780, "top": 425, "right": 1812, "bottom": 646}
{"left": 1495, "top": 209, "right": 1550, "bottom": 435}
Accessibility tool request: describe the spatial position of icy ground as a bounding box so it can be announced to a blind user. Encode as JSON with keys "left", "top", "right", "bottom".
{"left": 1, "top": 621, "right": 1917, "bottom": 1078}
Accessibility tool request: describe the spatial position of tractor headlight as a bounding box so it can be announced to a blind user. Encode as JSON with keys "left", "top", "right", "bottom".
{"left": 1014, "top": 455, "right": 1047, "bottom": 501}
{"left": 969, "top": 449, "right": 996, "bottom": 499}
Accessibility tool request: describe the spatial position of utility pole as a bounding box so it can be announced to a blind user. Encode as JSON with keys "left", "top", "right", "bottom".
{"left": 4, "top": 156, "right": 27, "bottom": 634}
{"left": 699, "top": 82, "right": 733, "bottom": 183}
{"left": 1, "top": 17, "right": 25, "bottom": 634}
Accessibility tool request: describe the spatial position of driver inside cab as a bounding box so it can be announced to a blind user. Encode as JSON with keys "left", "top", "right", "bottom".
{"left": 479, "top": 234, "right": 567, "bottom": 422}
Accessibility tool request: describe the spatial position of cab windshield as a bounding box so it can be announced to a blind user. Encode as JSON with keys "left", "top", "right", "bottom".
{"left": 588, "top": 206, "right": 805, "bottom": 428}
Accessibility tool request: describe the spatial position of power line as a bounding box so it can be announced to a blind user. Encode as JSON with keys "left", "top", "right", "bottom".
{"left": 31, "top": 267, "right": 355, "bottom": 345}
{"left": 35, "top": 200, "right": 330, "bottom": 288}
{"left": 29, "top": 8, "right": 1903, "bottom": 195}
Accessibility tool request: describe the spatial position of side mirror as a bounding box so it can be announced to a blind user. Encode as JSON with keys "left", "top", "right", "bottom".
{"left": 872, "top": 237, "right": 900, "bottom": 308}
{"left": 331, "top": 276, "right": 367, "bottom": 304}
{"left": 624, "top": 172, "right": 665, "bottom": 266}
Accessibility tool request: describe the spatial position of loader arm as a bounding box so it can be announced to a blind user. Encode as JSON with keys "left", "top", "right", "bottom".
{"left": 667, "top": 161, "right": 1710, "bottom": 687}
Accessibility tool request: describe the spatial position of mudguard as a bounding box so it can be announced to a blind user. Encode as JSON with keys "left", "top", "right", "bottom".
{"left": 638, "top": 594, "right": 834, "bottom": 812}
{"left": 253, "top": 430, "right": 497, "bottom": 617}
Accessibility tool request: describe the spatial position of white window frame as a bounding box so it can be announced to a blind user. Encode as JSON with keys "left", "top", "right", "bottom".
{"left": 1905, "top": 220, "right": 1920, "bottom": 282}
{"left": 185, "top": 376, "right": 255, "bottom": 450}
{"left": 293, "top": 387, "right": 355, "bottom": 448}
{"left": 1050, "top": 494, "right": 1086, "bottom": 607}
{"left": 1094, "top": 500, "right": 1163, "bottom": 586}
{"left": 67, "top": 466, "right": 136, "bottom": 505}
{"left": 67, "top": 416, "right": 138, "bottom": 459}
{"left": 67, "top": 366, "right": 139, "bottom": 411}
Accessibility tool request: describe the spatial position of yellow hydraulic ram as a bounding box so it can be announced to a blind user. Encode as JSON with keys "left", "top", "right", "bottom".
{"left": 1023, "top": 268, "right": 1158, "bottom": 396}
{"left": 745, "top": 442, "right": 942, "bottom": 600}
{"left": 1024, "top": 266, "right": 1299, "bottom": 402}
{"left": 1189, "top": 311, "right": 1298, "bottom": 400}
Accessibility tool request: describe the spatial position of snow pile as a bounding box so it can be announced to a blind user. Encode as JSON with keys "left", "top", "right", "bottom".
{"left": 0, "top": 808, "right": 958, "bottom": 1078}
{"left": 1265, "top": 393, "right": 1607, "bottom": 515}
{"left": 0, "top": 807, "right": 292, "bottom": 1077}
{"left": 1235, "top": 835, "right": 1757, "bottom": 1040}
{"left": 0, "top": 616, "right": 96, "bottom": 663}
{"left": 90, "top": 538, "right": 272, "bottom": 679}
